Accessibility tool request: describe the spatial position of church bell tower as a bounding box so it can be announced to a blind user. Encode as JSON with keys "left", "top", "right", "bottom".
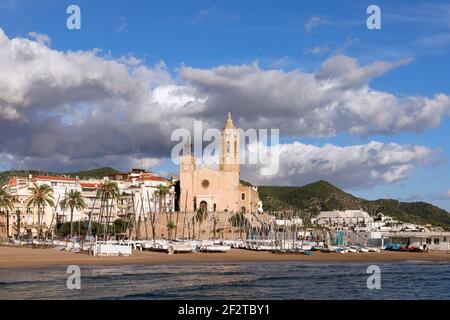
{"left": 220, "top": 112, "right": 240, "bottom": 173}
{"left": 180, "top": 135, "right": 196, "bottom": 173}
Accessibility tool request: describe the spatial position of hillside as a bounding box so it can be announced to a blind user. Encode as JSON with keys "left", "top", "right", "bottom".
{"left": 259, "top": 181, "right": 450, "bottom": 230}
{"left": 259, "top": 181, "right": 361, "bottom": 212}
{"left": 0, "top": 167, "right": 119, "bottom": 186}
{"left": 2, "top": 168, "right": 449, "bottom": 229}
{"left": 64, "top": 167, "right": 119, "bottom": 179}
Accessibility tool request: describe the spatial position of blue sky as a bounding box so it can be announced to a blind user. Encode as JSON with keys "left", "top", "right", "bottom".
{"left": 0, "top": 0, "right": 449, "bottom": 210}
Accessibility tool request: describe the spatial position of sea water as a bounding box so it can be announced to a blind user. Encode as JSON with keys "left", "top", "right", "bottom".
{"left": 0, "top": 262, "right": 449, "bottom": 299}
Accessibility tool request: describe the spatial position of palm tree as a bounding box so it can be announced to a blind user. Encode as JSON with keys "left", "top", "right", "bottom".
{"left": 155, "top": 184, "right": 171, "bottom": 237}
{"left": 167, "top": 221, "right": 176, "bottom": 240}
{"left": 195, "top": 207, "right": 208, "bottom": 239}
{"left": 0, "top": 187, "right": 14, "bottom": 238}
{"left": 26, "top": 183, "right": 54, "bottom": 241}
{"left": 96, "top": 181, "right": 120, "bottom": 239}
{"left": 191, "top": 215, "right": 196, "bottom": 239}
{"left": 155, "top": 184, "right": 170, "bottom": 212}
{"left": 229, "top": 212, "right": 245, "bottom": 239}
{"left": 60, "top": 190, "right": 86, "bottom": 239}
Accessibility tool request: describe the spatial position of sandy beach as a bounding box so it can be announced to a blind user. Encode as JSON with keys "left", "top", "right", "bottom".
{"left": 0, "top": 246, "right": 449, "bottom": 269}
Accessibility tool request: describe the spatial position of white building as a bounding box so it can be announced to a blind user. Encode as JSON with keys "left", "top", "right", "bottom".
{"left": 6, "top": 169, "right": 176, "bottom": 238}
{"left": 372, "top": 213, "right": 428, "bottom": 232}
{"left": 383, "top": 231, "right": 450, "bottom": 252}
{"left": 38, "top": 176, "right": 84, "bottom": 224}
{"left": 109, "top": 169, "right": 176, "bottom": 216}
{"left": 8, "top": 175, "right": 84, "bottom": 237}
{"left": 313, "top": 210, "right": 374, "bottom": 231}
{"left": 270, "top": 217, "right": 303, "bottom": 227}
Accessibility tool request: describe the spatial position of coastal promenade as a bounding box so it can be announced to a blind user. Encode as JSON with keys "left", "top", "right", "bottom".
{"left": 1, "top": 246, "right": 449, "bottom": 269}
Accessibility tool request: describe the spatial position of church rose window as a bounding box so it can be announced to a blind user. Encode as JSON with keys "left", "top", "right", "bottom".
{"left": 202, "top": 179, "right": 209, "bottom": 188}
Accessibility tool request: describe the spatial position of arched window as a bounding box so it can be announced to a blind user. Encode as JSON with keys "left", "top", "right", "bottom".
{"left": 241, "top": 206, "right": 246, "bottom": 214}
{"left": 200, "top": 201, "right": 208, "bottom": 211}
{"left": 241, "top": 193, "right": 246, "bottom": 200}
{"left": 227, "top": 141, "right": 230, "bottom": 153}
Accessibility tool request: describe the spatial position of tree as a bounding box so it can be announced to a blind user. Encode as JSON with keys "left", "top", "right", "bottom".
{"left": 60, "top": 190, "right": 86, "bottom": 239}
{"left": 26, "top": 183, "right": 54, "bottom": 240}
{"left": 0, "top": 187, "right": 14, "bottom": 238}
{"left": 155, "top": 184, "right": 172, "bottom": 237}
{"left": 96, "top": 181, "right": 120, "bottom": 239}
{"left": 195, "top": 207, "right": 208, "bottom": 239}
{"left": 229, "top": 212, "right": 245, "bottom": 239}
{"left": 167, "top": 221, "right": 176, "bottom": 240}
{"left": 155, "top": 184, "right": 170, "bottom": 212}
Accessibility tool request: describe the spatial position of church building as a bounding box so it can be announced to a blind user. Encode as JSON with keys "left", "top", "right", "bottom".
{"left": 179, "top": 113, "right": 262, "bottom": 214}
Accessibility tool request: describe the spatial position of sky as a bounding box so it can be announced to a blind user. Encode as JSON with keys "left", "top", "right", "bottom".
{"left": 0, "top": 0, "right": 449, "bottom": 210}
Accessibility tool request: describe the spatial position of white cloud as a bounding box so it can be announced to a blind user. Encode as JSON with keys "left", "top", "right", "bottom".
{"left": 0, "top": 151, "right": 163, "bottom": 173}
{"left": 192, "top": 6, "right": 238, "bottom": 24}
{"left": 437, "top": 190, "right": 450, "bottom": 200}
{"left": 269, "top": 56, "right": 294, "bottom": 68}
{"left": 0, "top": 28, "right": 447, "bottom": 189}
{"left": 180, "top": 56, "right": 449, "bottom": 136}
{"left": 27, "top": 32, "right": 51, "bottom": 46}
{"left": 304, "top": 15, "right": 327, "bottom": 33}
{"left": 242, "top": 141, "right": 433, "bottom": 188}
{"left": 305, "top": 46, "right": 329, "bottom": 56}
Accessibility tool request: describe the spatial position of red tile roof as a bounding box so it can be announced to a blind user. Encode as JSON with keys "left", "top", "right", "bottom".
{"left": 135, "top": 176, "right": 167, "bottom": 182}
{"left": 80, "top": 182, "right": 100, "bottom": 188}
{"left": 8, "top": 178, "right": 17, "bottom": 187}
{"left": 32, "top": 176, "right": 79, "bottom": 182}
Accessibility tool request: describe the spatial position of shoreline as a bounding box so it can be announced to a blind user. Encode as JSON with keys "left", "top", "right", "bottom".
{"left": 1, "top": 246, "right": 449, "bottom": 269}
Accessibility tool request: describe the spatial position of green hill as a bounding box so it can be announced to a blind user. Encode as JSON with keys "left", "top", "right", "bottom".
{"left": 259, "top": 181, "right": 361, "bottom": 212}
{"left": 259, "top": 181, "right": 450, "bottom": 230}
{"left": 64, "top": 167, "right": 119, "bottom": 179}
{"left": 0, "top": 167, "right": 119, "bottom": 186}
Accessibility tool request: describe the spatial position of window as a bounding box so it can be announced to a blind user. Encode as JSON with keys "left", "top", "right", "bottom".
{"left": 241, "top": 193, "right": 245, "bottom": 200}
{"left": 227, "top": 141, "right": 230, "bottom": 153}
{"left": 434, "top": 238, "right": 440, "bottom": 245}
{"left": 213, "top": 203, "right": 217, "bottom": 212}
{"left": 426, "top": 238, "right": 432, "bottom": 244}
{"left": 200, "top": 201, "right": 208, "bottom": 211}
{"left": 241, "top": 206, "right": 246, "bottom": 214}
{"left": 444, "top": 237, "right": 447, "bottom": 242}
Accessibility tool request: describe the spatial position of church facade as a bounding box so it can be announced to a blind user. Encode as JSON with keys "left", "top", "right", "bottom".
{"left": 179, "top": 113, "right": 262, "bottom": 214}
